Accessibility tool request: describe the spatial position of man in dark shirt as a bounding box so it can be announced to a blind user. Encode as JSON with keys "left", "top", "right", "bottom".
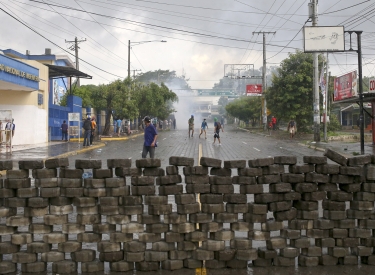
{"left": 142, "top": 116, "right": 158, "bottom": 158}
{"left": 61, "top": 120, "right": 68, "bottom": 141}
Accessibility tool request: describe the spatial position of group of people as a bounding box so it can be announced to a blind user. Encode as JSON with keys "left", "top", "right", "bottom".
{"left": 188, "top": 115, "right": 224, "bottom": 145}
{"left": 152, "top": 117, "right": 176, "bottom": 130}
{"left": 82, "top": 116, "right": 96, "bottom": 146}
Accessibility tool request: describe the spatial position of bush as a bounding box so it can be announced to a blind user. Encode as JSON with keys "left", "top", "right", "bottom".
{"left": 326, "top": 114, "right": 341, "bottom": 132}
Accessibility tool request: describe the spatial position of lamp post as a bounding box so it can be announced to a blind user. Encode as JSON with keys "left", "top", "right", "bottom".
{"left": 128, "top": 40, "right": 167, "bottom": 79}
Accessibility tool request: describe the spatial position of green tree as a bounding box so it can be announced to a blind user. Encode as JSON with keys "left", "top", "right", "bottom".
{"left": 218, "top": 96, "right": 229, "bottom": 116}
{"left": 266, "top": 50, "right": 323, "bottom": 131}
{"left": 225, "top": 96, "right": 262, "bottom": 124}
{"left": 133, "top": 82, "right": 178, "bottom": 120}
{"left": 60, "top": 84, "right": 98, "bottom": 107}
{"left": 136, "top": 69, "right": 190, "bottom": 90}
{"left": 91, "top": 79, "right": 130, "bottom": 135}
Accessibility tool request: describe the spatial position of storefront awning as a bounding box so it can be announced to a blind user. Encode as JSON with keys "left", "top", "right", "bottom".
{"left": 45, "top": 64, "right": 92, "bottom": 79}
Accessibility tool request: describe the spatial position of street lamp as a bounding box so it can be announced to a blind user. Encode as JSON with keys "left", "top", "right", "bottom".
{"left": 128, "top": 40, "right": 167, "bottom": 79}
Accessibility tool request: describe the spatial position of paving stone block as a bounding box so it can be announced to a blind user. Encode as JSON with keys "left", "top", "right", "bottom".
{"left": 210, "top": 168, "right": 231, "bottom": 177}
{"left": 313, "top": 219, "right": 335, "bottom": 229}
{"left": 0, "top": 207, "right": 17, "bottom": 217}
{"left": 29, "top": 224, "right": 52, "bottom": 234}
{"left": 115, "top": 167, "right": 142, "bottom": 177}
{"left": 21, "top": 262, "right": 46, "bottom": 273}
{"left": 169, "top": 156, "right": 194, "bottom": 167}
{"left": 269, "top": 201, "right": 292, "bottom": 212}
{"left": 107, "top": 158, "right": 132, "bottom": 168}
{"left": 164, "top": 213, "right": 187, "bottom": 224}
{"left": 0, "top": 160, "right": 13, "bottom": 170}
{"left": 352, "top": 246, "right": 373, "bottom": 256}
{"left": 159, "top": 184, "right": 183, "bottom": 195}
{"left": 248, "top": 157, "right": 274, "bottom": 167}
{"left": 202, "top": 240, "right": 225, "bottom": 251}
{"left": 305, "top": 172, "right": 330, "bottom": 183}
{"left": 192, "top": 249, "right": 214, "bottom": 260}
{"left": 266, "top": 237, "right": 287, "bottom": 249}
{"left": 177, "top": 241, "right": 197, "bottom": 251}
{"left": 177, "top": 203, "right": 200, "bottom": 214}
{"left": 348, "top": 155, "right": 372, "bottom": 166}
{"left": 200, "top": 194, "right": 223, "bottom": 204}
{"left": 188, "top": 213, "right": 212, "bottom": 223}
{"left": 131, "top": 186, "right": 155, "bottom": 196}
{"left": 200, "top": 157, "right": 222, "bottom": 168}
{"left": 165, "top": 232, "right": 184, "bottom": 243}
{"left": 257, "top": 175, "right": 280, "bottom": 184}
{"left": 269, "top": 182, "right": 292, "bottom": 193}
{"left": 32, "top": 168, "right": 57, "bottom": 179}
{"left": 340, "top": 166, "right": 363, "bottom": 176}
{"left": 290, "top": 237, "right": 310, "bottom": 248}
{"left": 156, "top": 175, "right": 182, "bottom": 185}
{"left": 289, "top": 164, "right": 315, "bottom": 174}
{"left": 223, "top": 193, "right": 246, "bottom": 203}
{"left": 57, "top": 241, "right": 82, "bottom": 253}
{"left": 293, "top": 182, "right": 318, "bottom": 193}
{"left": 302, "top": 191, "right": 326, "bottom": 201}
{"left": 323, "top": 210, "right": 347, "bottom": 220}
{"left": 336, "top": 238, "right": 360, "bottom": 247}
{"left": 81, "top": 260, "right": 104, "bottom": 272}
{"left": 162, "top": 259, "right": 183, "bottom": 270}
{"left": 226, "top": 203, "right": 248, "bottom": 213}
{"left": 18, "top": 160, "right": 44, "bottom": 170}
{"left": 110, "top": 232, "right": 133, "bottom": 243}
{"left": 183, "top": 166, "right": 209, "bottom": 176}
{"left": 17, "top": 187, "right": 38, "bottom": 198}
{"left": 224, "top": 160, "right": 246, "bottom": 169}
{"left": 307, "top": 229, "right": 330, "bottom": 239}
{"left": 358, "top": 219, "right": 375, "bottom": 229}
{"left": 145, "top": 223, "right": 169, "bottom": 234}
{"left": 110, "top": 261, "right": 133, "bottom": 272}
{"left": 274, "top": 156, "right": 297, "bottom": 165}
{"left": 280, "top": 229, "right": 301, "bottom": 239}
{"left": 240, "top": 184, "right": 263, "bottom": 194}
{"left": 165, "top": 165, "right": 179, "bottom": 175}
{"left": 296, "top": 210, "right": 319, "bottom": 220}
{"left": 211, "top": 229, "right": 234, "bottom": 241}
{"left": 44, "top": 158, "right": 69, "bottom": 168}
{"left": 214, "top": 248, "right": 235, "bottom": 261}
{"left": 76, "top": 214, "right": 101, "bottom": 225}
{"left": 52, "top": 260, "right": 77, "bottom": 273}
{"left": 0, "top": 242, "right": 20, "bottom": 254}
{"left": 59, "top": 168, "right": 83, "bottom": 178}
{"left": 303, "top": 156, "right": 327, "bottom": 164}
{"left": 329, "top": 228, "right": 348, "bottom": 238}
{"left": 261, "top": 220, "right": 283, "bottom": 231}
{"left": 11, "top": 233, "right": 32, "bottom": 245}
{"left": 107, "top": 215, "right": 131, "bottom": 225}
{"left": 283, "top": 192, "right": 302, "bottom": 201}
{"left": 349, "top": 228, "right": 371, "bottom": 238}
{"left": 185, "top": 231, "right": 207, "bottom": 242}
{"left": 328, "top": 247, "right": 349, "bottom": 257}
{"left": 318, "top": 183, "right": 337, "bottom": 191}
{"left": 43, "top": 232, "right": 67, "bottom": 244}
{"left": 41, "top": 251, "right": 65, "bottom": 262}
{"left": 205, "top": 259, "right": 226, "bottom": 269}
{"left": 262, "top": 164, "right": 284, "bottom": 175}
{"left": 84, "top": 187, "right": 107, "bottom": 197}
{"left": 209, "top": 176, "right": 232, "bottom": 185}
{"left": 183, "top": 259, "right": 202, "bottom": 268}
{"left": 319, "top": 255, "right": 338, "bottom": 266}
{"left": 327, "top": 191, "right": 353, "bottom": 201}
{"left": 71, "top": 249, "right": 96, "bottom": 262}
{"left": 248, "top": 230, "right": 270, "bottom": 241}
{"left": 230, "top": 220, "right": 253, "bottom": 232}
{"left": 238, "top": 168, "right": 262, "bottom": 177}
{"left": 324, "top": 149, "right": 348, "bottom": 166}
{"left": 361, "top": 255, "right": 375, "bottom": 265}
{"left": 4, "top": 178, "right": 31, "bottom": 189}
{"left": 315, "top": 164, "right": 340, "bottom": 174}
{"left": 135, "top": 261, "right": 160, "bottom": 271}
{"left": 185, "top": 175, "right": 209, "bottom": 184}
{"left": 214, "top": 213, "right": 238, "bottom": 223}
{"left": 236, "top": 248, "right": 257, "bottom": 261}
{"left": 24, "top": 206, "right": 48, "bottom": 217}
{"left": 5, "top": 198, "right": 26, "bottom": 208}
{"left": 354, "top": 191, "right": 375, "bottom": 201}
{"left": 252, "top": 258, "right": 273, "bottom": 266}
{"left": 143, "top": 167, "right": 165, "bottom": 176}
{"left": 186, "top": 184, "right": 211, "bottom": 194}
{"left": 350, "top": 200, "right": 374, "bottom": 210}
{"left": 131, "top": 176, "right": 155, "bottom": 186}
{"left": 145, "top": 250, "right": 168, "bottom": 261}
{"left": 93, "top": 168, "right": 113, "bottom": 179}
{"left": 211, "top": 184, "right": 234, "bottom": 194}
{"left": 6, "top": 169, "right": 29, "bottom": 179}
{"left": 119, "top": 205, "right": 143, "bottom": 215}
{"left": 201, "top": 203, "right": 225, "bottom": 213}
{"left": 75, "top": 159, "right": 102, "bottom": 169}
{"left": 77, "top": 232, "right": 101, "bottom": 243}
{"left": 273, "top": 256, "right": 296, "bottom": 266}
{"left": 169, "top": 250, "right": 190, "bottom": 260}
{"left": 73, "top": 197, "right": 96, "bottom": 207}
{"left": 254, "top": 193, "right": 280, "bottom": 204}
{"left": 144, "top": 195, "right": 167, "bottom": 205}
{"left": 280, "top": 247, "right": 300, "bottom": 258}
{"left": 232, "top": 176, "right": 257, "bottom": 185}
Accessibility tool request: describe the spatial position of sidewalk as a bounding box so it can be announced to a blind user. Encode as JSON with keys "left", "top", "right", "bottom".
{"left": 0, "top": 132, "right": 143, "bottom": 161}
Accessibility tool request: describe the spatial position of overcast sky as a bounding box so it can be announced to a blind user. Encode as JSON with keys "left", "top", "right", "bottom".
{"left": 0, "top": 0, "right": 374, "bottom": 89}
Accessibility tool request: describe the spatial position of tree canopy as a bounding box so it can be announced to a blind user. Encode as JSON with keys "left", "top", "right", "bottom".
{"left": 225, "top": 96, "right": 262, "bottom": 123}
{"left": 266, "top": 51, "right": 317, "bottom": 131}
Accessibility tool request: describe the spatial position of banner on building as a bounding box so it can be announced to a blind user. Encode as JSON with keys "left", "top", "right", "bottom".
{"left": 333, "top": 71, "right": 357, "bottom": 101}
{"left": 246, "top": 84, "right": 262, "bottom": 96}
{"left": 52, "top": 79, "right": 67, "bottom": 105}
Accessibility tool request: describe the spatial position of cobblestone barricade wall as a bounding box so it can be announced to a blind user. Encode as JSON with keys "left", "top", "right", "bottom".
{"left": 1, "top": 149, "right": 375, "bottom": 274}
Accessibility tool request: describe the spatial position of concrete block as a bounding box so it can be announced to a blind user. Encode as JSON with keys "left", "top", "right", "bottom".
{"left": 240, "top": 184, "right": 263, "bottom": 194}
{"left": 232, "top": 176, "right": 257, "bottom": 185}
{"left": 81, "top": 260, "right": 104, "bottom": 272}
{"left": 273, "top": 256, "right": 295, "bottom": 266}
{"left": 322, "top": 200, "right": 346, "bottom": 211}
{"left": 4, "top": 178, "right": 31, "bottom": 189}
{"left": 302, "top": 191, "right": 326, "bottom": 201}
{"left": 269, "top": 182, "right": 292, "bottom": 193}
{"left": 224, "top": 160, "right": 246, "bottom": 169}
{"left": 280, "top": 247, "right": 300, "bottom": 258}
{"left": 249, "top": 231, "right": 270, "bottom": 241}
{"left": 115, "top": 167, "right": 142, "bottom": 177}
{"left": 289, "top": 164, "right": 315, "bottom": 174}
{"left": 71, "top": 249, "right": 96, "bottom": 262}
{"left": 226, "top": 259, "right": 248, "bottom": 269}
{"left": 183, "top": 259, "right": 202, "bottom": 268}
{"left": 211, "top": 184, "right": 234, "bottom": 194}
{"left": 0, "top": 160, "right": 13, "bottom": 170}
{"left": 214, "top": 248, "right": 235, "bottom": 261}
{"left": 165, "top": 232, "right": 184, "bottom": 243}
{"left": 77, "top": 232, "right": 101, "bottom": 243}
{"left": 21, "top": 262, "right": 46, "bottom": 273}
{"left": 202, "top": 240, "right": 225, "bottom": 251}
{"left": 75, "top": 159, "right": 102, "bottom": 169}
{"left": 144, "top": 250, "right": 168, "bottom": 261}
{"left": 41, "top": 251, "right": 64, "bottom": 262}
{"left": 186, "top": 184, "right": 211, "bottom": 194}
{"left": 169, "top": 156, "right": 194, "bottom": 167}
{"left": 209, "top": 176, "right": 232, "bottom": 185}
{"left": 315, "top": 164, "right": 340, "bottom": 174}
{"left": 266, "top": 237, "right": 287, "bottom": 249}
{"left": 236, "top": 248, "right": 257, "bottom": 261}
{"left": 159, "top": 184, "right": 183, "bottom": 195}
{"left": 315, "top": 238, "right": 335, "bottom": 247}
{"left": 107, "top": 158, "right": 132, "bottom": 168}
{"left": 156, "top": 175, "right": 182, "bottom": 185}
{"left": 135, "top": 261, "right": 159, "bottom": 271}
{"left": 210, "top": 168, "right": 231, "bottom": 177}
{"left": 19, "top": 160, "right": 44, "bottom": 170}
{"left": 162, "top": 259, "right": 183, "bottom": 270}
{"left": 319, "top": 255, "right": 338, "bottom": 266}
{"left": 99, "top": 251, "right": 124, "bottom": 262}
{"left": 6, "top": 169, "right": 29, "bottom": 179}
{"left": 290, "top": 237, "right": 310, "bottom": 248}
{"left": 45, "top": 158, "right": 69, "bottom": 168}
{"left": 92, "top": 168, "right": 112, "bottom": 178}
{"left": 0, "top": 242, "right": 20, "bottom": 254}
{"left": 110, "top": 261, "right": 133, "bottom": 272}
{"left": 293, "top": 182, "right": 318, "bottom": 193}
{"left": 280, "top": 229, "right": 301, "bottom": 239}
{"left": 192, "top": 249, "right": 214, "bottom": 260}
{"left": 305, "top": 172, "right": 330, "bottom": 183}
{"left": 298, "top": 255, "right": 319, "bottom": 266}
{"left": 52, "top": 260, "right": 77, "bottom": 273}
{"left": 348, "top": 155, "right": 371, "bottom": 166}
{"left": 145, "top": 223, "right": 169, "bottom": 234}
{"left": 328, "top": 247, "right": 349, "bottom": 257}
{"left": 238, "top": 167, "right": 262, "bottom": 177}
{"left": 230, "top": 238, "right": 252, "bottom": 250}
{"left": 257, "top": 174, "right": 280, "bottom": 184}
{"left": 170, "top": 223, "right": 195, "bottom": 233}
{"left": 143, "top": 167, "right": 165, "bottom": 176}
{"left": 59, "top": 168, "right": 83, "bottom": 178}
{"left": 177, "top": 203, "right": 200, "bottom": 214}
{"left": 248, "top": 157, "right": 274, "bottom": 167}
{"left": 58, "top": 241, "right": 82, "bottom": 253}
{"left": 185, "top": 175, "right": 209, "bottom": 184}
{"left": 32, "top": 168, "right": 57, "bottom": 179}
{"left": 269, "top": 201, "right": 292, "bottom": 212}
{"left": 327, "top": 191, "right": 353, "bottom": 201}
{"left": 205, "top": 259, "right": 226, "bottom": 269}
{"left": 185, "top": 231, "right": 207, "bottom": 242}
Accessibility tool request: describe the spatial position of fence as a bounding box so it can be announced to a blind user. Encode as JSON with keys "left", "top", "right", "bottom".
{"left": 0, "top": 149, "right": 375, "bottom": 273}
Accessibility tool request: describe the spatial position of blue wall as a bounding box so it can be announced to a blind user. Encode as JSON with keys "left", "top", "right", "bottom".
{"left": 0, "top": 55, "right": 39, "bottom": 90}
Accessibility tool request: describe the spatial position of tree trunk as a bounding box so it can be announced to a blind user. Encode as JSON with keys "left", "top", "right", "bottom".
{"left": 102, "top": 109, "right": 112, "bottom": 136}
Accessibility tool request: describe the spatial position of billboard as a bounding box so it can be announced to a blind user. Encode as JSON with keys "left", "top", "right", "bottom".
{"left": 303, "top": 26, "right": 345, "bottom": 52}
{"left": 246, "top": 84, "right": 262, "bottom": 96}
{"left": 333, "top": 71, "right": 358, "bottom": 101}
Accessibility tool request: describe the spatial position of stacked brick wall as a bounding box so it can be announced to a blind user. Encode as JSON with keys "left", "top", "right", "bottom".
{"left": 0, "top": 148, "right": 375, "bottom": 273}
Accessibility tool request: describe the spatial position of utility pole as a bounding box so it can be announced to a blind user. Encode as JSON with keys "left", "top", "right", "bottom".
{"left": 324, "top": 53, "right": 329, "bottom": 142}
{"left": 311, "top": 0, "right": 320, "bottom": 142}
{"left": 131, "top": 69, "right": 141, "bottom": 79}
{"left": 65, "top": 37, "right": 87, "bottom": 87}
{"left": 253, "top": 31, "right": 276, "bottom": 130}
{"left": 128, "top": 40, "right": 131, "bottom": 79}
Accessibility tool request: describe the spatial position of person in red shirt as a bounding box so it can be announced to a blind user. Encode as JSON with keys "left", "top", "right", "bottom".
{"left": 271, "top": 116, "right": 277, "bottom": 130}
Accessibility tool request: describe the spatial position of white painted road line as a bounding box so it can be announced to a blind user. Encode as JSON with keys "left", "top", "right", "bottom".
{"left": 253, "top": 147, "right": 260, "bottom": 151}
{"left": 163, "top": 138, "right": 166, "bottom": 140}
{"left": 242, "top": 142, "right": 247, "bottom": 144}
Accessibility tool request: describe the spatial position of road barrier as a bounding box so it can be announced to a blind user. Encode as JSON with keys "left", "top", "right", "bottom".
{"left": 0, "top": 150, "right": 375, "bottom": 273}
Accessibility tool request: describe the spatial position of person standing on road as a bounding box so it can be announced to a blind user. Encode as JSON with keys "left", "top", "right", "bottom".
{"left": 287, "top": 118, "right": 297, "bottom": 139}
{"left": 142, "top": 116, "right": 158, "bottom": 158}
{"left": 213, "top": 117, "right": 224, "bottom": 145}
{"left": 188, "top": 115, "right": 194, "bottom": 137}
{"left": 173, "top": 118, "right": 176, "bottom": 129}
{"left": 5, "top": 119, "right": 15, "bottom": 147}
{"left": 90, "top": 117, "right": 96, "bottom": 145}
{"left": 116, "top": 118, "right": 122, "bottom": 137}
{"left": 220, "top": 116, "right": 225, "bottom": 130}
{"left": 272, "top": 116, "right": 277, "bottom": 130}
{"left": 199, "top": 118, "right": 208, "bottom": 139}
{"left": 61, "top": 120, "right": 68, "bottom": 141}
{"left": 83, "top": 116, "right": 92, "bottom": 146}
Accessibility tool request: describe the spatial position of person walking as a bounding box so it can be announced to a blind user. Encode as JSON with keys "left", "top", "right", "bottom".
{"left": 142, "top": 116, "right": 158, "bottom": 159}
{"left": 271, "top": 116, "right": 277, "bottom": 130}
{"left": 220, "top": 116, "right": 225, "bottom": 130}
{"left": 61, "top": 120, "right": 68, "bottom": 141}
{"left": 188, "top": 115, "right": 194, "bottom": 137}
{"left": 199, "top": 118, "right": 208, "bottom": 139}
{"left": 173, "top": 118, "right": 176, "bottom": 130}
{"left": 116, "top": 118, "right": 122, "bottom": 137}
{"left": 83, "top": 116, "right": 92, "bottom": 147}
{"left": 213, "top": 117, "right": 224, "bottom": 145}
{"left": 287, "top": 118, "right": 297, "bottom": 139}
{"left": 90, "top": 117, "right": 96, "bottom": 145}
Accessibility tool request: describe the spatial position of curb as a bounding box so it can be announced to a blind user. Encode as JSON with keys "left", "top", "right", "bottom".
{"left": 100, "top": 133, "right": 143, "bottom": 141}
{"left": 45, "top": 142, "right": 107, "bottom": 160}
{"left": 298, "top": 142, "right": 326, "bottom": 152}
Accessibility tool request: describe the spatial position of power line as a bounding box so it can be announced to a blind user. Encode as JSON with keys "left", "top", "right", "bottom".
{"left": 0, "top": 6, "right": 125, "bottom": 78}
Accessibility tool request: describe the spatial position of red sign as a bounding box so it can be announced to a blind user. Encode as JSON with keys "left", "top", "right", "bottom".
{"left": 333, "top": 71, "right": 357, "bottom": 101}
{"left": 246, "top": 84, "right": 262, "bottom": 96}
{"left": 370, "top": 78, "right": 375, "bottom": 92}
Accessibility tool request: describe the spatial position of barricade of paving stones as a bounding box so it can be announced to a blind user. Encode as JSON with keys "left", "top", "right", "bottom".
{"left": 1, "top": 148, "right": 375, "bottom": 274}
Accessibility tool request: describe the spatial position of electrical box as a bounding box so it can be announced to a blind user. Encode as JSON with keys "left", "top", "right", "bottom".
{"left": 308, "top": 2, "right": 314, "bottom": 18}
